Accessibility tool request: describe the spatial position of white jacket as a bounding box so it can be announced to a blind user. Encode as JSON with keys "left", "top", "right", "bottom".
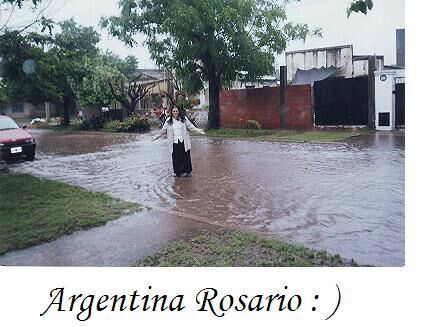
{"left": 152, "top": 116, "right": 205, "bottom": 153}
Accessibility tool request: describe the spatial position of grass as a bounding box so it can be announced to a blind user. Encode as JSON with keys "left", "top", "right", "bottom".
{"left": 0, "top": 173, "right": 140, "bottom": 255}
{"left": 136, "top": 229, "right": 358, "bottom": 267}
{"left": 203, "top": 128, "right": 374, "bottom": 143}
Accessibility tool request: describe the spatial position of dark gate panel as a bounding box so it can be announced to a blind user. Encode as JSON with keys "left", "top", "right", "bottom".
{"left": 395, "top": 83, "right": 405, "bottom": 126}
{"left": 314, "top": 76, "right": 368, "bottom": 125}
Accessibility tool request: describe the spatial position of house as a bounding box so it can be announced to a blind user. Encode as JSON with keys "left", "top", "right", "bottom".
{"left": 109, "top": 68, "right": 174, "bottom": 117}
{"left": 1, "top": 69, "right": 174, "bottom": 120}
{"left": 0, "top": 101, "right": 65, "bottom": 121}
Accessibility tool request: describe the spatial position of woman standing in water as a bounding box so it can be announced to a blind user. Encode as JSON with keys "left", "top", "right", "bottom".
{"left": 152, "top": 107, "right": 205, "bottom": 177}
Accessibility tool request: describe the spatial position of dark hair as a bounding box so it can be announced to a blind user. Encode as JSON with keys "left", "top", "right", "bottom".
{"left": 167, "top": 107, "right": 186, "bottom": 125}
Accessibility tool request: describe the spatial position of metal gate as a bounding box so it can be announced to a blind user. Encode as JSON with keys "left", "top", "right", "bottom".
{"left": 314, "top": 76, "right": 368, "bottom": 125}
{"left": 395, "top": 83, "right": 405, "bottom": 127}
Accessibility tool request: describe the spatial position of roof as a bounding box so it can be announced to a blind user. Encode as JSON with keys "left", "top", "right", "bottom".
{"left": 353, "top": 55, "right": 384, "bottom": 60}
{"left": 383, "top": 65, "right": 405, "bottom": 70}
{"left": 135, "top": 69, "right": 172, "bottom": 81}
{"left": 286, "top": 44, "right": 353, "bottom": 55}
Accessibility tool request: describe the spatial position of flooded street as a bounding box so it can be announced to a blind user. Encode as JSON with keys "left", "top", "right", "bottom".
{"left": 1, "top": 129, "right": 404, "bottom": 266}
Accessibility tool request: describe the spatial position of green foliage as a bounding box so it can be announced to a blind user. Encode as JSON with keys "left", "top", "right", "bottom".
{"left": 102, "top": 115, "right": 151, "bottom": 133}
{"left": 0, "top": 31, "right": 60, "bottom": 104}
{"left": 102, "top": 0, "right": 321, "bottom": 129}
{"left": 246, "top": 119, "right": 261, "bottom": 130}
{"left": 68, "top": 118, "right": 87, "bottom": 131}
{"left": 103, "top": 120, "right": 123, "bottom": 133}
{"left": 347, "top": 0, "right": 374, "bottom": 17}
{"left": 70, "top": 57, "right": 119, "bottom": 108}
{"left": 0, "top": 19, "right": 132, "bottom": 124}
{"left": 103, "top": 53, "right": 138, "bottom": 79}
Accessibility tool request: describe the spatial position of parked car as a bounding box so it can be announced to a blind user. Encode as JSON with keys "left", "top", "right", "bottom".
{"left": 0, "top": 115, "right": 36, "bottom": 161}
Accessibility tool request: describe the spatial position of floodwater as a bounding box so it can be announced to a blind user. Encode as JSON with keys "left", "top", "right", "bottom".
{"left": 0, "top": 129, "right": 404, "bottom": 266}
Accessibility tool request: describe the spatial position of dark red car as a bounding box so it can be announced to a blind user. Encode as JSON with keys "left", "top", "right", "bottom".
{"left": 0, "top": 115, "right": 36, "bottom": 161}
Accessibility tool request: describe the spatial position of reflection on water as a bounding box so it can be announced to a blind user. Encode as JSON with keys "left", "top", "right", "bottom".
{"left": 8, "top": 129, "right": 404, "bottom": 266}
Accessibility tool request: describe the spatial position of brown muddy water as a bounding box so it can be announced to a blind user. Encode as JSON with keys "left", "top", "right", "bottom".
{"left": 0, "top": 129, "right": 404, "bottom": 266}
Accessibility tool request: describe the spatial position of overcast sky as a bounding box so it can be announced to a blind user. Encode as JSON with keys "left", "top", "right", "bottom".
{"left": 4, "top": 0, "right": 405, "bottom": 68}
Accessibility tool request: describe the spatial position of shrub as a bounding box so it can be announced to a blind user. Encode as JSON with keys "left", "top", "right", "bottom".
{"left": 102, "top": 114, "right": 150, "bottom": 133}
{"left": 246, "top": 120, "right": 261, "bottom": 130}
{"left": 103, "top": 120, "right": 122, "bottom": 133}
{"left": 68, "top": 118, "right": 87, "bottom": 131}
{"left": 122, "top": 114, "right": 150, "bottom": 132}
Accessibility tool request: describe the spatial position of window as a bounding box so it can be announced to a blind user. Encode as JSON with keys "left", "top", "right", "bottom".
{"left": 378, "top": 112, "right": 390, "bottom": 126}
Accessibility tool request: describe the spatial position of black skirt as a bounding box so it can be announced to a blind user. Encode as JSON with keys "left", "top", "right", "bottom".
{"left": 172, "top": 141, "right": 192, "bottom": 176}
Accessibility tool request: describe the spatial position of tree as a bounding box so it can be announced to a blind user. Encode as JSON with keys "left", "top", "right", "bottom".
{"left": 0, "top": 30, "right": 60, "bottom": 106}
{"left": 47, "top": 19, "right": 101, "bottom": 125}
{"left": 0, "top": 18, "right": 147, "bottom": 123}
{"left": 0, "top": 0, "right": 53, "bottom": 34}
{"left": 104, "top": 52, "right": 138, "bottom": 79}
{"left": 0, "top": 19, "right": 102, "bottom": 125}
{"left": 101, "top": 0, "right": 320, "bottom": 129}
{"left": 102, "top": 53, "right": 162, "bottom": 118}
{"left": 107, "top": 71, "right": 158, "bottom": 119}
{"left": 1, "top": 0, "right": 41, "bottom": 6}
{"left": 69, "top": 57, "right": 119, "bottom": 108}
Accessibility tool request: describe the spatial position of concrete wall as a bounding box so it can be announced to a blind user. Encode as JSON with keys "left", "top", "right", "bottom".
{"left": 220, "top": 85, "right": 312, "bottom": 129}
{"left": 396, "top": 29, "right": 405, "bottom": 67}
{"left": 353, "top": 57, "right": 384, "bottom": 77}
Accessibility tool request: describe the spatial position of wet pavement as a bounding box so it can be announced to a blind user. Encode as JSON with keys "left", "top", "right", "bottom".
{"left": 0, "top": 129, "right": 404, "bottom": 266}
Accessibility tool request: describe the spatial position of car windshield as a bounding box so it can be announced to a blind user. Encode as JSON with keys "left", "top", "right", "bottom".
{"left": 0, "top": 117, "right": 20, "bottom": 130}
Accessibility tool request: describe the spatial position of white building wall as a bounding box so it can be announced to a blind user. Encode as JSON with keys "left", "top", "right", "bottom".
{"left": 374, "top": 69, "right": 405, "bottom": 131}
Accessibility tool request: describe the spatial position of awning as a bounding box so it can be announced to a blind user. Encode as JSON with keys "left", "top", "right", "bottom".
{"left": 291, "top": 66, "right": 340, "bottom": 85}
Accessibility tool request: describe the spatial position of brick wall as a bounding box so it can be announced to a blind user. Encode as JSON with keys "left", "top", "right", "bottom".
{"left": 220, "top": 85, "right": 312, "bottom": 129}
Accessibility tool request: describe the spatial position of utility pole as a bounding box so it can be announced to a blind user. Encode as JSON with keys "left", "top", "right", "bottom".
{"left": 44, "top": 102, "right": 50, "bottom": 122}
{"left": 280, "top": 66, "right": 287, "bottom": 128}
{"left": 368, "top": 56, "right": 377, "bottom": 128}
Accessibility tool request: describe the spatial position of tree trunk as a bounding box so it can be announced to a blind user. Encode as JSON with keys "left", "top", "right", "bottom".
{"left": 207, "top": 68, "right": 220, "bottom": 129}
{"left": 63, "top": 96, "right": 71, "bottom": 126}
{"left": 122, "top": 106, "right": 128, "bottom": 120}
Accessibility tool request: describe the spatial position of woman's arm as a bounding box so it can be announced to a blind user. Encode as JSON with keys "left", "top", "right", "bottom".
{"left": 185, "top": 117, "right": 206, "bottom": 134}
{"left": 152, "top": 119, "right": 169, "bottom": 141}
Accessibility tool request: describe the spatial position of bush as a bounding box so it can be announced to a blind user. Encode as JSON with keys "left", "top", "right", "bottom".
{"left": 246, "top": 120, "right": 261, "bottom": 130}
{"left": 121, "top": 114, "right": 150, "bottom": 132}
{"left": 103, "top": 120, "right": 122, "bottom": 133}
{"left": 68, "top": 118, "right": 87, "bottom": 131}
{"left": 102, "top": 114, "right": 150, "bottom": 133}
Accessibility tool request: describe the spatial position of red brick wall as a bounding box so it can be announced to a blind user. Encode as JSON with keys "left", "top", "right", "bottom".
{"left": 220, "top": 85, "right": 312, "bottom": 129}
